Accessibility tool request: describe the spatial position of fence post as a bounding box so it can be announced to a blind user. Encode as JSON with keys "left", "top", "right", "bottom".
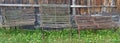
{"left": 34, "top": 0, "right": 40, "bottom": 28}
{"left": 70, "top": 0, "right": 76, "bottom": 27}
{"left": 0, "top": 8, "right": 2, "bottom": 27}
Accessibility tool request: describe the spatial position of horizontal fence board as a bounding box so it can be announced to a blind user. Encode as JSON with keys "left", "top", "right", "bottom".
{"left": 0, "top": 4, "right": 70, "bottom": 7}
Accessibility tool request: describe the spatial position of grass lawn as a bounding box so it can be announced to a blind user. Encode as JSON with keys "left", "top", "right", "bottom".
{"left": 0, "top": 28, "right": 120, "bottom": 43}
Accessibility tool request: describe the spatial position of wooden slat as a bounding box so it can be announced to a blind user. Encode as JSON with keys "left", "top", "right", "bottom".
{"left": 0, "top": 4, "right": 69, "bottom": 7}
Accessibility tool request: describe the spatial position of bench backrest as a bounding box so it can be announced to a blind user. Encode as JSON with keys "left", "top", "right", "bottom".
{"left": 75, "top": 15, "right": 96, "bottom": 26}
{"left": 94, "top": 16, "right": 116, "bottom": 28}
{"left": 75, "top": 15, "right": 117, "bottom": 29}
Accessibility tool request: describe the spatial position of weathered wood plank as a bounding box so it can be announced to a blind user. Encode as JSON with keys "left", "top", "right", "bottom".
{"left": 0, "top": 4, "right": 70, "bottom": 7}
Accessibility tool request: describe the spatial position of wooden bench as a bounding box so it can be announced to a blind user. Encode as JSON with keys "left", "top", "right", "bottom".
{"left": 93, "top": 16, "right": 117, "bottom": 29}
{"left": 75, "top": 15, "right": 118, "bottom": 34}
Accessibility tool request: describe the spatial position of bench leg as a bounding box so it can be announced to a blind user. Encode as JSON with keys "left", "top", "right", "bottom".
{"left": 77, "top": 27, "right": 81, "bottom": 37}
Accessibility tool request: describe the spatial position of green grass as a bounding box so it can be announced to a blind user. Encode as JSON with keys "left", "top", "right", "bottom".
{"left": 0, "top": 28, "right": 120, "bottom": 43}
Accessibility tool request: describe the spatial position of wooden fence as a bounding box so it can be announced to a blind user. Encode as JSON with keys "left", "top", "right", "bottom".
{"left": 0, "top": 0, "right": 119, "bottom": 28}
